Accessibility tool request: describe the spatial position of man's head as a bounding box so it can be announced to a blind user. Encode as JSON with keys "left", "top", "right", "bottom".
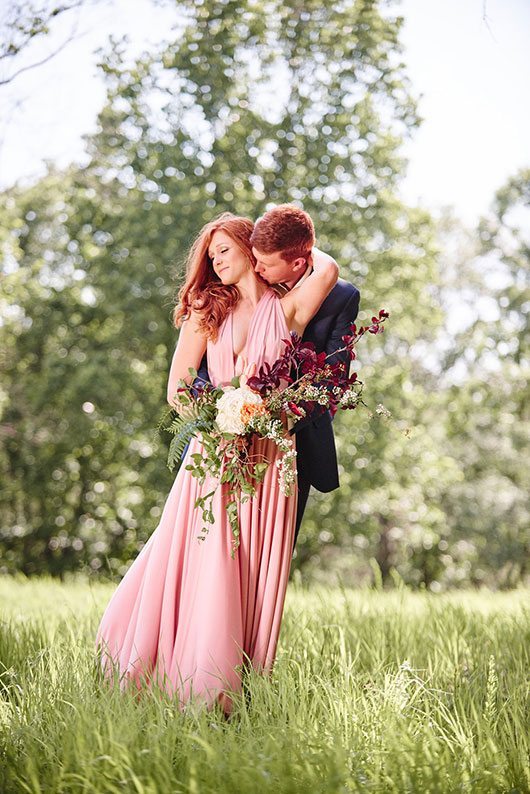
{"left": 250, "top": 204, "right": 315, "bottom": 285}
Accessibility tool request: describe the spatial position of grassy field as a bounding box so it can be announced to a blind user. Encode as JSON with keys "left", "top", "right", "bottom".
{"left": 0, "top": 574, "right": 528, "bottom": 793}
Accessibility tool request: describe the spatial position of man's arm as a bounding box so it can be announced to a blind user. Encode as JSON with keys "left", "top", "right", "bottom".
{"left": 289, "top": 283, "right": 360, "bottom": 435}
{"left": 325, "top": 286, "right": 361, "bottom": 367}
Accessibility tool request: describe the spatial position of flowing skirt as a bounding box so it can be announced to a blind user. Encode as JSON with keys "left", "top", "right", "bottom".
{"left": 95, "top": 434, "right": 297, "bottom": 713}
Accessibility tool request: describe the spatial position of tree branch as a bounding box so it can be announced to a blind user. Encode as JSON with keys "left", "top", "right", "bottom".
{"left": 0, "top": 0, "right": 97, "bottom": 86}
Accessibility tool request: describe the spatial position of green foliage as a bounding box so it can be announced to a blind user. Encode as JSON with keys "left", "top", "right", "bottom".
{"left": 0, "top": 0, "right": 527, "bottom": 587}
{"left": 0, "top": 168, "right": 174, "bottom": 578}
{"left": 436, "top": 170, "right": 530, "bottom": 587}
{"left": 166, "top": 416, "right": 196, "bottom": 471}
{"left": 0, "top": 577, "right": 529, "bottom": 792}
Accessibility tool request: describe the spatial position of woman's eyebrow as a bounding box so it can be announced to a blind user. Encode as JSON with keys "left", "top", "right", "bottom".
{"left": 208, "top": 242, "right": 228, "bottom": 257}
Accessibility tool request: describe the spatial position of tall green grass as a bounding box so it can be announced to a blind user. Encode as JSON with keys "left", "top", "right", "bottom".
{"left": 0, "top": 574, "right": 528, "bottom": 793}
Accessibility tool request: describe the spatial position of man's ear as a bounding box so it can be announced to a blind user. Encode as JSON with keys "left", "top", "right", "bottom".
{"left": 291, "top": 257, "right": 307, "bottom": 272}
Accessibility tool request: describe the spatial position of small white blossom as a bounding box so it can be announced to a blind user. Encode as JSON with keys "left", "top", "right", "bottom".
{"left": 298, "top": 384, "right": 328, "bottom": 404}
{"left": 274, "top": 439, "right": 297, "bottom": 496}
{"left": 338, "top": 388, "right": 360, "bottom": 408}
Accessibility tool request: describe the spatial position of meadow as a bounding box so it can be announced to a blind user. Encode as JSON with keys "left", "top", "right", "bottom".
{"left": 0, "top": 574, "right": 528, "bottom": 793}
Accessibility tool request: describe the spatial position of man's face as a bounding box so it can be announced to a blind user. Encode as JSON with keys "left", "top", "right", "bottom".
{"left": 252, "top": 247, "right": 305, "bottom": 285}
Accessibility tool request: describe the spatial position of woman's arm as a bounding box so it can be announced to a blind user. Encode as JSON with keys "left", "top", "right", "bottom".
{"left": 280, "top": 246, "right": 339, "bottom": 334}
{"left": 166, "top": 310, "right": 208, "bottom": 408}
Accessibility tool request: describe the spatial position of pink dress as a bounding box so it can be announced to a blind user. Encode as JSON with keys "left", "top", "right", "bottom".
{"left": 95, "top": 289, "right": 297, "bottom": 713}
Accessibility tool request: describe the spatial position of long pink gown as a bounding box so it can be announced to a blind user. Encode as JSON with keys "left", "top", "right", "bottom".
{"left": 95, "top": 288, "right": 297, "bottom": 713}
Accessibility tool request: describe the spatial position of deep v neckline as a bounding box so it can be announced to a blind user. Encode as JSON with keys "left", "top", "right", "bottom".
{"left": 229, "top": 289, "right": 272, "bottom": 376}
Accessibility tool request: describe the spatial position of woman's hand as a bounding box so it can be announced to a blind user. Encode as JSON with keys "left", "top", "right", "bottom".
{"left": 167, "top": 389, "right": 197, "bottom": 420}
{"left": 239, "top": 360, "right": 256, "bottom": 387}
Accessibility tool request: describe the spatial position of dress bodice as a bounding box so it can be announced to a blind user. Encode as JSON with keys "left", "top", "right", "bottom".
{"left": 207, "top": 288, "right": 289, "bottom": 388}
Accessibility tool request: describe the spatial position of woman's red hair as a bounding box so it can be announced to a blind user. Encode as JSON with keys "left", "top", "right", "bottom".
{"left": 172, "top": 213, "right": 255, "bottom": 341}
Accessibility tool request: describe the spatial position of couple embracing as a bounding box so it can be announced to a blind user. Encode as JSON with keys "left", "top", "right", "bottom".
{"left": 95, "top": 203, "right": 360, "bottom": 716}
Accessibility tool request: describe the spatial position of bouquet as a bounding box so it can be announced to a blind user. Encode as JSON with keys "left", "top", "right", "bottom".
{"left": 158, "top": 309, "right": 389, "bottom": 557}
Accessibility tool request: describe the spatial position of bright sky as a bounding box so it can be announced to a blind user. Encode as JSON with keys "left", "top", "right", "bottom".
{"left": 1, "top": 0, "right": 529, "bottom": 227}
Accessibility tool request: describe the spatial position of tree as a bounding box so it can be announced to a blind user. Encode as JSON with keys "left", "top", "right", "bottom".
{"left": 4, "top": 0, "right": 513, "bottom": 588}
{"left": 438, "top": 169, "right": 530, "bottom": 587}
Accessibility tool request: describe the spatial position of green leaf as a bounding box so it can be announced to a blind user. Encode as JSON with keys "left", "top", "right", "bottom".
{"left": 253, "top": 462, "right": 268, "bottom": 478}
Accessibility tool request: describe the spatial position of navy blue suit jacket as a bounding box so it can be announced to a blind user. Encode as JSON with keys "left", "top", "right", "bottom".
{"left": 288, "top": 278, "right": 360, "bottom": 491}
{"left": 194, "top": 278, "right": 360, "bottom": 494}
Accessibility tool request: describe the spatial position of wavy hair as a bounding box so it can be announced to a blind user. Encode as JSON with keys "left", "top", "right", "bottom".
{"left": 172, "top": 213, "right": 255, "bottom": 342}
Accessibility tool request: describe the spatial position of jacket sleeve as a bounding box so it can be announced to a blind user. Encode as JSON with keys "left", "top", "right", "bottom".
{"left": 290, "top": 284, "right": 361, "bottom": 435}
{"left": 190, "top": 353, "right": 211, "bottom": 396}
{"left": 325, "top": 286, "right": 361, "bottom": 367}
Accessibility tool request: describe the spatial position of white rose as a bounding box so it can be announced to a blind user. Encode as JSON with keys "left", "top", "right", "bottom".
{"left": 215, "top": 386, "right": 263, "bottom": 435}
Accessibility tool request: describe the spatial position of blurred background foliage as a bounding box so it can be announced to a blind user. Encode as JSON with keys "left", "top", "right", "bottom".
{"left": 1, "top": 0, "right": 528, "bottom": 588}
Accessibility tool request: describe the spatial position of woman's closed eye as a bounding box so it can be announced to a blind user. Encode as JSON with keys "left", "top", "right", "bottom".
{"left": 209, "top": 247, "right": 229, "bottom": 261}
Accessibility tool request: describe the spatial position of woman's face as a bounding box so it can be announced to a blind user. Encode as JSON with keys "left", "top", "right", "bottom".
{"left": 207, "top": 230, "right": 253, "bottom": 285}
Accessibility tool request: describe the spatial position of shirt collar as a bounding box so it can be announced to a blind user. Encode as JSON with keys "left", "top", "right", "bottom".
{"left": 280, "top": 264, "right": 313, "bottom": 292}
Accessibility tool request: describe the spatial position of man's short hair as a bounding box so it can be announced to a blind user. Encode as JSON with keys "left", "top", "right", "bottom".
{"left": 250, "top": 204, "right": 315, "bottom": 262}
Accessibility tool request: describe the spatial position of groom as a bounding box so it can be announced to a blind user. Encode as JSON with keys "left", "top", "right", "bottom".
{"left": 248, "top": 204, "right": 360, "bottom": 550}
{"left": 192, "top": 204, "right": 360, "bottom": 549}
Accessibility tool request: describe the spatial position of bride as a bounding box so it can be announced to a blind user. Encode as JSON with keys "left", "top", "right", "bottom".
{"left": 95, "top": 210, "right": 338, "bottom": 715}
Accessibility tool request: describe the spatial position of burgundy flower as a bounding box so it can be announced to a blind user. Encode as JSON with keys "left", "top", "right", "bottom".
{"left": 287, "top": 401, "right": 305, "bottom": 417}
{"left": 249, "top": 306, "right": 386, "bottom": 421}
